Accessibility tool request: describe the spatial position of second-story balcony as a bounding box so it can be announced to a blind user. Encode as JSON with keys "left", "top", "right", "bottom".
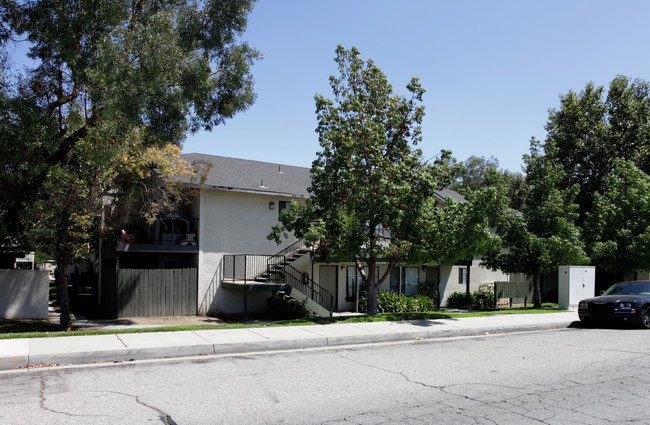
{"left": 107, "top": 214, "right": 200, "bottom": 254}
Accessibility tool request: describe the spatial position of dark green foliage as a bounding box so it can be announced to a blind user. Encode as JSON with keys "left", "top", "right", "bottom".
{"left": 268, "top": 296, "right": 313, "bottom": 320}
{"left": 451, "top": 155, "right": 500, "bottom": 192}
{"left": 269, "top": 45, "right": 462, "bottom": 315}
{"left": 0, "top": 0, "right": 260, "bottom": 329}
{"left": 358, "top": 291, "right": 436, "bottom": 313}
{"left": 417, "top": 281, "right": 439, "bottom": 307}
{"left": 483, "top": 139, "right": 589, "bottom": 306}
{"left": 445, "top": 291, "right": 494, "bottom": 310}
{"left": 544, "top": 75, "right": 650, "bottom": 225}
{"left": 584, "top": 159, "right": 650, "bottom": 280}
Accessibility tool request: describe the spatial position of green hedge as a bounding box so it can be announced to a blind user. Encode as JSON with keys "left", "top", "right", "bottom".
{"left": 359, "top": 291, "right": 436, "bottom": 313}
{"left": 445, "top": 291, "right": 494, "bottom": 310}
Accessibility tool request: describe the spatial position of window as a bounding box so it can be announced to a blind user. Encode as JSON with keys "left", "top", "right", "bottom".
{"left": 278, "top": 200, "right": 290, "bottom": 221}
{"left": 458, "top": 267, "right": 468, "bottom": 285}
{"left": 346, "top": 266, "right": 379, "bottom": 300}
{"left": 346, "top": 267, "right": 357, "bottom": 300}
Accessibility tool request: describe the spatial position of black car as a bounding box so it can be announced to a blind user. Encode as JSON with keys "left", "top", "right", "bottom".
{"left": 578, "top": 281, "right": 650, "bottom": 328}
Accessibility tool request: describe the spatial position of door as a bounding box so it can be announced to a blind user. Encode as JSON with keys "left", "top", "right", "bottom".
{"left": 426, "top": 266, "right": 440, "bottom": 306}
{"left": 404, "top": 267, "right": 419, "bottom": 296}
{"left": 319, "top": 265, "right": 338, "bottom": 311}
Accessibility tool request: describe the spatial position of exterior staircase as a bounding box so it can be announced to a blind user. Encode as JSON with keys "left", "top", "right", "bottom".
{"left": 221, "top": 240, "right": 334, "bottom": 318}
{"left": 255, "top": 242, "right": 333, "bottom": 318}
{"left": 255, "top": 247, "right": 310, "bottom": 282}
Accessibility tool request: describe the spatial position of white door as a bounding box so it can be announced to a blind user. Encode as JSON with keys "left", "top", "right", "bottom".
{"left": 404, "top": 267, "right": 419, "bottom": 296}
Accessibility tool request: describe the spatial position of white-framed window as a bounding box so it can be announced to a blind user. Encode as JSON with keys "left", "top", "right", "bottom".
{"left": 346, "top": 266, "right": 379, "bottom": 300}
{"left": 278, "top": 200, "right": 290, "bottom": 221}
{"left": 458, "top": 267, "right": 468, "bottom": 285}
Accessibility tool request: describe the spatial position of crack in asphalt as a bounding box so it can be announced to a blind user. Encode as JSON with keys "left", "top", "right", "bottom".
{"left": 102, "top": 390, "right": 178, "bottom": 425}
{"left": 334, "top": 353, "right": 560, "bottom": 424}
{"left": 538, "top": 339, "right": 650, "bottom": 357}
{"left": 38, "top": 375, "right": 106, "bottom": 418}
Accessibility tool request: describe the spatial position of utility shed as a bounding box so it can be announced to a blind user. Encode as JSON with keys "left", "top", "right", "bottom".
{"left": 558, "top": 266, "right": 595, "bottom": 310}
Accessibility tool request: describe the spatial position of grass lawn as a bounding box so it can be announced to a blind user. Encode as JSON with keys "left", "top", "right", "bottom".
{"left": 0, "top": 304, "right": 565, "bottom": 340}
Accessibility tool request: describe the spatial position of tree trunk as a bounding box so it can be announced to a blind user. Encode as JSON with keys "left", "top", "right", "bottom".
{"left": 532, "top": 268, "right": 542, "bottom": 307}
{"left": 366, "top": 282, "right": 378, "bottom": 315}
{"left": 365, "top": 259, "right": 378, "bottom": 315}
{"left": 56, "top": 255, "right": 73, "bottom": 330}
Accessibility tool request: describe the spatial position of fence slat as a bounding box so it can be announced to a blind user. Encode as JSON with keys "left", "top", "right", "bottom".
{"left": 114, "top": 268, "right": 197, "bottom": 318}
{"left": 495, "top": 281, "right": 533, "bottom": 299}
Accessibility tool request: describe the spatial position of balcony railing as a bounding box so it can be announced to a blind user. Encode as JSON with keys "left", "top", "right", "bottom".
{"left": 222, "top": 254, "right": 275, "bottom": 284}
{"left": 111, "top": 215, "right": 199, "bottom": 246}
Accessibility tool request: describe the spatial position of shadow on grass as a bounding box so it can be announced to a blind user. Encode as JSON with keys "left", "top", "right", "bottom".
{"left": 0, "top": 319, "right": 60, "bottom": 334}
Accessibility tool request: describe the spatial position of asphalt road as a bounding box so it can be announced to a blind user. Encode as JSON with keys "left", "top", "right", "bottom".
{"left": 1, "top": 326, "right": 649, "bottom": 424}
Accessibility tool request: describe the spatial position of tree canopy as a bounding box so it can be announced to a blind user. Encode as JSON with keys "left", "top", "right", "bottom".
{"left": 585, "top": 159, "right": 650, "bottom": 281}
{"left": 270, "top": 46, "right": 497, "bottom": 314}
{"left": 544, "top": 75, "right": 650, "bottom": 224}
{"left": 0, "top": 0, "right": 260, "bottom": 328}
{"left": 483, "top": 139, "right": 589, "bottom": 306}
{"left": 451, "top": 155, "right": 500, "bottom": 192}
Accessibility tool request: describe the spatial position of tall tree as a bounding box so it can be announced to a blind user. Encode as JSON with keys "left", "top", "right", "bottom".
{"left": 544, "top": 75, "right": 650, "bottom": 224}
{"left": 451, "top": 155, "right": 500, "bottom": 191}
{"left": 269, "top": 46, "right": 497, "bottom": 315}
{"left": 451, "top": 155, "right": 526, "bottom": 211}
{"left": 585, "top": 159, "right": 650, "bottom": 281}
{"left": 483, "top": 139, "right": 589, "bottom": 306}
{"left": 0, "top": 0, "right": 260, "bottom": 329}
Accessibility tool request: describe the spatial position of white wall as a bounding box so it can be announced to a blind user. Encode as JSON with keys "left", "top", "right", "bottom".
{"left": 197, "top": 189, "right": 300, "bottom": 315}
{"left": 0, "top": 270, "right": 49, "bottom": 319}
{"left": 439, "top": 258, "right": 509, "bottom": 307}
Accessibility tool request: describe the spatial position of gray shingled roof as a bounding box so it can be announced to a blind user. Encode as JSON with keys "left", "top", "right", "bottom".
{"left": 434, "top": 188, "right": 466, "bottom": 203}
{"left": 182, "top": 153, "right": 464, "bottom": 203}
{"left": 182, "top": 153, "right": 311, "bottom": 198}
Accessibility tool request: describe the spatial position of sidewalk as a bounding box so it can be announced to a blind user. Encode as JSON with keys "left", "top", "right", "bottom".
{"left": 0, "top": 312, "right": 578, "bottom": 371}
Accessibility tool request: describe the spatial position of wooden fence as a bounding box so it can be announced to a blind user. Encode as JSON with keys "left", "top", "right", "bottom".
{"left": 113, "top": 268, "right": 197, "bottom": 318}
{"left": 494, "top": 281, "right": 533, "bottom": 307}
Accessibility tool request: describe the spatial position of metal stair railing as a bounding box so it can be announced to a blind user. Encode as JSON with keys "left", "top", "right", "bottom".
{"left": 222, "top": 240, "right": 333, "bottom": 315}
{"left": 222, "top": 254, "right": 276, "bottom": 283}
{"left": 283, "top": 264, "right": 334, "bottom": 314}
{"left": 265, "top": 239, "right": 309, "bottom": 284}
{"left": 272, "top": 239, "right": 308, "bottom": 258}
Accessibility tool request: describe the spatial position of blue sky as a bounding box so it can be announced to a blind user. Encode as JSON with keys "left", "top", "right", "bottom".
{"left": 182, "top": 0, "right": 650, "bottom": 172}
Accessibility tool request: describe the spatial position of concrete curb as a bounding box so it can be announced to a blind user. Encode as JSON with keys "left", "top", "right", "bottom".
{"left": 0, "top": 317, "right": 577, "bottom": 370}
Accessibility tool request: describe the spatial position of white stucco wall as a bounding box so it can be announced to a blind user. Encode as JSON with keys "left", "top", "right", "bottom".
{"left": 306, "top": 258, "right": 510, "bottom": 312}
{"left": 197, "top": 189, "right": 300, "bottom": 315}
{"left": 313, "top": 263, "right": 428, "bottom": 312}
{"left": 0, "top": 270, "right": 49, "bottom": 319}
{"left": 438, "top": 258, "right": 509, "bottom": 307}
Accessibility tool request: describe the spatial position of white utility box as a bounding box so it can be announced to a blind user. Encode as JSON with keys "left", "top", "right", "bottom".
{"left": 558, "top": 266, "right": 595, "bottom": 310}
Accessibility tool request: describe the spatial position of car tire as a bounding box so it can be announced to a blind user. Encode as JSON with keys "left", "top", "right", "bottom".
{"left": 640, "top": 307, "right": 650, "bottom": 329}
{"left": 578, "top": 317, "right": 594, "bottom": 327}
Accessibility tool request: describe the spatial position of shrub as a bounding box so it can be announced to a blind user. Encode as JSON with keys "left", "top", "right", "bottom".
{"left": 445, "top": 291, "right": 494, "bottom": 310}
{"left": 359, "top": 291, "right": 436, "bottom": 313}
{"left": 267, "top": 296, "right": 313, "bottom": 320}
{"left": 417, "top": 281, "right": 439, "bottom": 308}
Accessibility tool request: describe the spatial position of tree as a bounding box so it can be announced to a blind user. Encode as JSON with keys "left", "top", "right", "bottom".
{"left": 451, "top": 155, "right": 500, "bottom": 192}
{"left": 269, "top": 46, "right": 497, "bottom": 315}
{"left": 0, "top": 0, "right": 260, "bottom": 329}
{"left": 544, "top": 75, "right": 650, "bottom": 225}
{"left": 483, "top": 139, "right": 589, "bottom": 306}
{"left": 451, "top": 154, "right": 526, "bottom": 211}
{"left": 585, "top": 159, "right": 650, "bottom": 281}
